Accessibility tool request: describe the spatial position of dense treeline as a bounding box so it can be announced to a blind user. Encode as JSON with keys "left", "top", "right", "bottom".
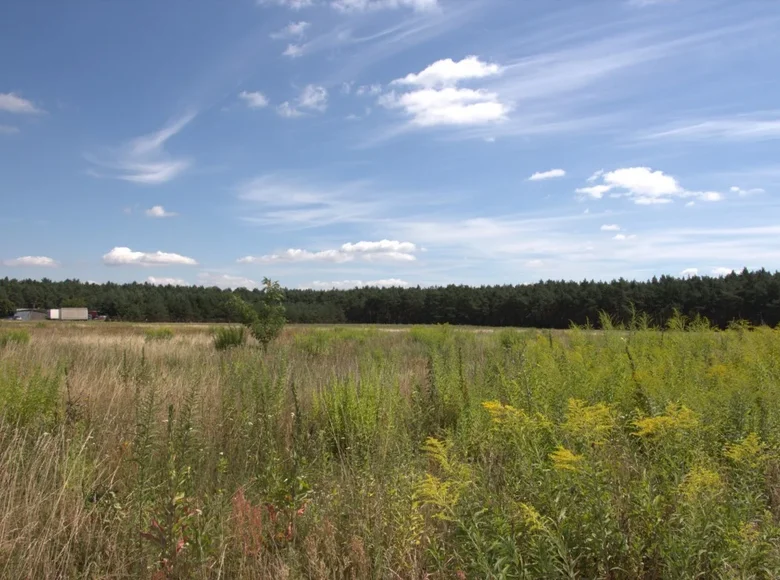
{"left": 2, "top": 268, "right": 780, "bottom": 328}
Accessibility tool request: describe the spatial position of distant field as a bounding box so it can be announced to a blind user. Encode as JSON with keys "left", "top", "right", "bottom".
{"left": 1, "top": 321, "right": 779, "bottom": 578}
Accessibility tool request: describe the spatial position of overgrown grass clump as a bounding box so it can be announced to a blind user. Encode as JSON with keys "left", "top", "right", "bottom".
{"left": 0, "top": 329, "right": 30, "bottom": 347}
{"left": 144, "top": 327, "right": 174, "bottom": 342}
{"left": 212, "top": 325, "right": 246, "bottom": 350}
{"left": 1, "top": 317, "right": 780, "bottom": 578}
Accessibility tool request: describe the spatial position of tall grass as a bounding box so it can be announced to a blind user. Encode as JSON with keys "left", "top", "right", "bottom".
{"left": 0, "top": 321, "right": 779, "bottom": 578}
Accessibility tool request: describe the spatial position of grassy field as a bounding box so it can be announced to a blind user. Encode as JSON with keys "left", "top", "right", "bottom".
{"left": 1, "top": 320, "right": 780, "bottom": 578}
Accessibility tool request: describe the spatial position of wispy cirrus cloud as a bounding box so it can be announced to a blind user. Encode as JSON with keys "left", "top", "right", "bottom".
{"left": 271, "top": 21, "right": 310, "bottom": 39}
{"left": 86, "top": 114, "right": 195, "bottom": 185}
{"left": 642, "top": 113, "right": 780, "bottom": 142}
{"left": 239, "top": 240, "right": 418, "bottom": 264}
{"left": 237, "top": 174, "right": 395, "bottom": 228}
{"left": 332, "top": 0, "right": 438, "bottom": 12}
{"left": 103, "top": 247, "right": 197, "bottom": 266}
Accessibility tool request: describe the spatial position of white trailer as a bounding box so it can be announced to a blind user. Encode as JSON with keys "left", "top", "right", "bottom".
{"left": 60, "top": 307, "right": 89, "bottom": 321}
{"left": 47, "top": 309, "right": 60, "bottom": 320}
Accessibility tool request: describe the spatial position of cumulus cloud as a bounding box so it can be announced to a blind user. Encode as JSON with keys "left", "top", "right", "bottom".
{"left": 86, "top": 114, "right": 194, "bottom": 185}
{"left": 529, "top": 169, "right": 566, "bottom": 181}
{"left": 356, "top": 84, "right": 383, "bottom": 96}
{"left": 147, "top": 276, "right": 187, "bottom": 286}
{"left": 239, "top": 240, "right": 418, "bottom": 264}
{"left": 3, "top": 256, "right": 58, "bottom": 267}
{"left": 711, "top": 267, "right": 734, "bottom": 277}
{"left": 271, "top": 21, "right": 310, "bottom": 38}
{"left": 680, "top": 268, "right": 698, "bottom": 277}
{"left": 197, "top": 272, "right": 258, "bottom": 289}
{"left": 392, "top": 56, "right": 501, "bottom": 88}
{"left": 103, "top": 247, "right": 197, "bottom": 267}
{"left": 613, "top": 234, "right": 637, "bottom": 241}
{"left": 0, "top": 92, "right": 43, "bottom": 114}
{"left": 304, "top": 279, "right": 410, "bottom": 290}
{"left": 145, "top": 205, "right": 177, "bottom": 218}
{"left": 238, "top": 91, "right": 269, "bottom": 108}
{"left": 381, "top": 56, "right": 507, "bottom": 127}
{"left": 578, "top": 167, "right": 724, "bottom": 205}
{"left": 600, "top": 224, "right": 621, "bottom": 231}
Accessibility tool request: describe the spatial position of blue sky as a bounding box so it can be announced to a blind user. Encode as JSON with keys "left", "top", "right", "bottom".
{"left": 1, "top": 0, "right": 779, "bottom": 290}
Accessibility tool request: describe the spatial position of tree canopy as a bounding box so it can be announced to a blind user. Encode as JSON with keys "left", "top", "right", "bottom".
{"left": 2, "top": 269, "right": 779, "bottom": 328}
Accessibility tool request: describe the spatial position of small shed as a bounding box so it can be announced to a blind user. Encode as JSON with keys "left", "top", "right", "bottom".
{"left": 14, "top": 309, "right": 47, "bottom": 321}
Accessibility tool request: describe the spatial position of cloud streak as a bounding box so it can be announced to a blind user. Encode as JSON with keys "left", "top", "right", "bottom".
{"left": 103, "top": 247, "right": 198, "bottom": 267}
{"left": 239, "top": 240, "right": 418, "bottom": 264}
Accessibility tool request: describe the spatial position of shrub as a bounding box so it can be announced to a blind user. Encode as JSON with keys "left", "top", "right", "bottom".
{"left": 213, "top": 326, "right": 246, "bottom": 350}
{"left": 0, "top": 329, "right": 31, "bottom": 347}
{"left": 144, "top": 327, "right": 174, "bottom": 342}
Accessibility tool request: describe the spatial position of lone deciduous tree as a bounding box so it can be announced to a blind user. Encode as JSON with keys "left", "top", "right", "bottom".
{"left": 227, "top": 278, "right": 286, "bottom": 350}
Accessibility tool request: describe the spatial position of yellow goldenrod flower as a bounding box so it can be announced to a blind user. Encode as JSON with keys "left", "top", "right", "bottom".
{"left": 724, "top": 433, "right": 768, "bottom": 468}
{"left": 550, "top": 445, "right": 584, "bottom": 472}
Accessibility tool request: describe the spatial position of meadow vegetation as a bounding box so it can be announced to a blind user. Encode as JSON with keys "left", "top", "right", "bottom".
{"left": 1, "top": 316, "right": 780, "bottom": 578}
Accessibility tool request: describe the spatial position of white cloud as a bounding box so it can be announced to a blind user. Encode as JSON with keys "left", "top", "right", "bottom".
{"left": 0, "top": 93, "right": 42, "bottom": 114}
{"left": 147, "top": 276, "right": 187, "bottom": 286}
{"left": 612, "top": 234, "right": 637, "bottom": 241}
{"left": 103, "top": 247, "right": 197, "bottom": 267}
{"left": 271, "top": 21, "right": 310, "bottom": 38}
{"left": 238, "top": 91, "right": 269, "bottom": 108}
{"left": 580, "top": 167, "right": 724, "bottom": 205}
{"left": 392, "top": 55, "right": 501, "bottom": 88}
{"left": 526, "top": 259, "right": 544, "bottom": 268}
{"left": 356, "top": 84, "right": 383, "bottom": 96}
{"left": 298, "top": 84, "right": 328, "bottom": 111}
{"left": 277, "top": 85, "right": 328, "bottom": 117}
{"left": 197, "top": 272, "right": 258, "bottom": 289}
{"left": 711, "top": 267, "right": 734, "bottom": 277}
{"left": 381, "top": 87, "right": 508, "bottom": 127}
{"left": 0, "top": 125, "right": 20, "bottom": 135}
{"left": 305, "top": 278, "right": 410, "bottom": 290}
{"left": 529, "top": 169, "right": 566, "bottom": 181}
{"left": 258, "top": 0, "right": 314, "bottom": 9}
{"left": 680, "top": 268, "right": 698, "bottom": 277}
{"left": 283, "top": 43, "right": 305, "bottom": 58}
{"left": 600, "top": 224, "right": 621, "bottom": 231}
{"left": 277, "top": 102, "right": 303, "bottom": 118}
{"left": 145, "top": 205, "right": 177, "bottom": 218}
{"left": 576, "top": 185, "right": 612, "bottom": 199}
{"left": 239, "top": 239, "right": 418, "bottom": 264}
{"left": 331, "top": 0, "right": 437, "bottom": 12}
{"left": 86, "top": 114, "right": 194, "bottom": 185}
{"left": 587, "top": 170, "right": 604, "bottom": 183}
{"left": 381, "top": 56, "right": 508, "bottom": 128}
{"left": 730, "top": 186, "right": 765, "bottom": 197}
{"left": 2, "top": 256, "right": 58, "bottom": 267}
{"left": 685, "top": 201, "right": 696, "bottom": 207}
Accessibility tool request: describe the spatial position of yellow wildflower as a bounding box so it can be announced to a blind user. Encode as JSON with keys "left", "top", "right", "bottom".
{"left": 481, "top": 400, "right": 552, "bottom": 430}
{"left": 680, "top": 465, "right": 723, "bottom": 502}
{"left": 550, "top": 445, "right": 584, "bottom": 472}
{"left": 564, "top": 399, "right": 616, "bottom": 444}
{"left": 633, "top": 402, "right": 699, "bottom": 438}
{"left": 724, "top": 433, "right": 768, "bottom": 468}
{"left": 517, "top": 502, "right": 545, "bottom": 532}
